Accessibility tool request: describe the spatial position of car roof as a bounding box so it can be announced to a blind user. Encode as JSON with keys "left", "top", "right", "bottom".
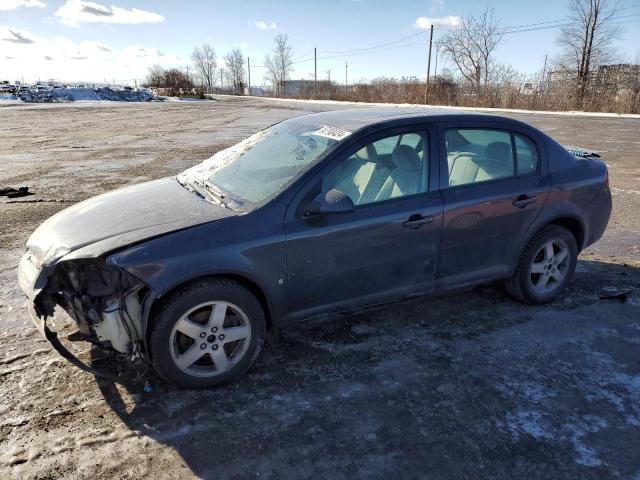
{"left": 291, "top": 107, "right": 527, "bottom": 132}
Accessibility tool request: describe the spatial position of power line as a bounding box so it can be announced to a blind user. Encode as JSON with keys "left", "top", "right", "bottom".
{"left": 292, "top": 48, "right": 314, "bottom": 61}
{"left": 321, "top": 30, "right": 426, "bottom": 55}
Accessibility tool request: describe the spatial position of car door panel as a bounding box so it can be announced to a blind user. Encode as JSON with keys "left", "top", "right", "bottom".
{"left": 435, "top": 122, "right": 550, "bottom": 291}
{"left": 283, "top": 124, "right": 443, "bottom": 320}
{"left": 285, "top": 193, "right": 443, "bottom": 319}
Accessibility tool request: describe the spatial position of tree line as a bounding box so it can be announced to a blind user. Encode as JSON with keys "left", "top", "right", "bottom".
{"left": 145, "top": 0, "right": 639, "bottom": 113}
{"left": 144, "top": 34, "right": 294, "bottom": 97}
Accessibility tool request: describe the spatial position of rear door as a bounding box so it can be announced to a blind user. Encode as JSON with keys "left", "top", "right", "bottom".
{"left": 435, "top": 121, "right": 550, "bottom": 290}
{"left": 284, "top": 125, "right": 443, "bottom": 320}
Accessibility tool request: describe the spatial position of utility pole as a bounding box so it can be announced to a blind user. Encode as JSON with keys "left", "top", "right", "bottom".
{"left": 425, "top": 24, "right": 434, "bottom": 104}
{"left": 345, "top": 61, "right": 348, "bottom": 88}
{"left": 314, "top": 47, "right": 317, "bottom": 99}
{"left": 247, "top": 57, "right": 251, "bottom": 96}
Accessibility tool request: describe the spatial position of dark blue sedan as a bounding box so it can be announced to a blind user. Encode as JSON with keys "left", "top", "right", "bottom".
{"left": 18, "top": 108, "right": 612, "bottom": 387}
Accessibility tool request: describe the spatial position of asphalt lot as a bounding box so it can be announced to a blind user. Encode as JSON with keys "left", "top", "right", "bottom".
{"left": 0, "top": 96, "right": 639, "bottom": 479}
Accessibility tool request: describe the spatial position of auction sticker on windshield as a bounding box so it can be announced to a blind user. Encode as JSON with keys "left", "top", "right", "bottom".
{"left": 313, "top": 125, "right": 352, "bottom": 141}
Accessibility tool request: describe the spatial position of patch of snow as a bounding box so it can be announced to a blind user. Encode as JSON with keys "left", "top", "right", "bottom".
{"left": 17, "top": 87, "right": 159, "bottom": 103}
{"left": 505, "top": 410, "right": 554, "bottom": 440}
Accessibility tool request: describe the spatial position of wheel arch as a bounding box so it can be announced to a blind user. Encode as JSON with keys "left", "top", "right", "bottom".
{"left": 547, "top": 216, "right": 585, "bottom": 251}
{"left": 145, "top": 273, "right": 275, "bottom": 340}
{"left": 511, "top": 214, "right": 585, "bottom": 275}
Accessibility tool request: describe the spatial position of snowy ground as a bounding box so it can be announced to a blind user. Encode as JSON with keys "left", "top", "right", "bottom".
{"left": 0, "top": 97, "right": 639, "bottom": 479}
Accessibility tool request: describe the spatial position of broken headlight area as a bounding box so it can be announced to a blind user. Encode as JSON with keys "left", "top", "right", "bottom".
{"left": 36, "top": 259, "right": 149, "bottom": 358}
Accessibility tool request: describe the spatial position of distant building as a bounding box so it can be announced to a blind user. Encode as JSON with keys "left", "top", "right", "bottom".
{"left": 595, "top": 64, "right": 640, "bottom": 89}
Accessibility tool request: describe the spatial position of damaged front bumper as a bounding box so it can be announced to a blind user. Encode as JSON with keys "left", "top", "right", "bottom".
{"left": 18, "top": 251, "right": 150, "bottom": 379}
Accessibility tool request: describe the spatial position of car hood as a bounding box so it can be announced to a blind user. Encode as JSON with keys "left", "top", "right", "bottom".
{"left": 26, "top": 177, "right": 237, "bottom": 266}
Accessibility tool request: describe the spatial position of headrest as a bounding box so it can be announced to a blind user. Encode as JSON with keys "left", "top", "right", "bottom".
{"left": 354, "top": 144, "right": 378, "bottom": 163}
{"left": 485, "top": 142, "right": 511, "bottom": 162}
{"left": 392, "top": 144, "right": 421, "bottom": 171}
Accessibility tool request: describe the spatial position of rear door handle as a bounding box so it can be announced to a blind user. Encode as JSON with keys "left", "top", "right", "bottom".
{"left": 512, "top": 195, "right": 537, "bottom": 208}
{"left": 402, "top": 214, "right": 434, "bottom": 229}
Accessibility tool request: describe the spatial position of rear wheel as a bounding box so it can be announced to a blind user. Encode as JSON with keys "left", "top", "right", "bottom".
{"left": 506, "top": 225, "right": 578, "bottom": 304}
{"left": 149, "top": 278, "right": 266, "bottom": 388}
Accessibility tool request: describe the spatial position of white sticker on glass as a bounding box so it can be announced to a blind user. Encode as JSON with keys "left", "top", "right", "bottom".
{"left": 313, "top": 125, "right": 352, "bottom": 141}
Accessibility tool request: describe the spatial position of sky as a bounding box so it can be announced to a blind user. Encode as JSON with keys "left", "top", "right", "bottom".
{"left": 1, "top": 0, "right": 639, "bottom": 85}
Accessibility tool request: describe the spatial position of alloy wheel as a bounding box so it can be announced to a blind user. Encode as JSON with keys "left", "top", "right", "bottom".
{"left": 169, "top": 301, "right": 252, "bottom": 377}
{"left": 528, "top": 239, "right": 571, "bottom": 295}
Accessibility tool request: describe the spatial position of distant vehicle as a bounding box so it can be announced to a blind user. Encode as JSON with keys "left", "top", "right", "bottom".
{"left": 123, "top": 86, "right": 134, "bottom": 91}
{"left": 33, "top": 84, "right": 49, "bottom": 91}
{"left": 18, "top": 108, "right": 612, "bottom": 388}
{"left": 18, "top": 85, "right": 30, "bottom": 92}
{"left": 0, "top": 84, "right": 16, "bottom": 93}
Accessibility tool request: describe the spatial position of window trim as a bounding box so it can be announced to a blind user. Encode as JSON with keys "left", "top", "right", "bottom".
{"left": 512, "top": 131, "right": 541, "bottom": 178}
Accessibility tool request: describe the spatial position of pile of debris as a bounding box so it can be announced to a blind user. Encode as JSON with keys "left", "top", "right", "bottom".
{"left": 1, "top": 186, "right": 32, "bottom": 199}
{"left": 18, "top": 87, "right": 160, "bottom": 103}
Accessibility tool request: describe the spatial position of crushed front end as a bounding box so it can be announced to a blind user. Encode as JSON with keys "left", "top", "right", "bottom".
{"left": 18, "top": 252, "right": 150, "bottom": 377}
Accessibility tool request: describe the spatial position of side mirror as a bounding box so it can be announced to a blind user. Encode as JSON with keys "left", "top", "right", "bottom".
{"left": 302, "top": 189, "right": 355, "bottom": 217}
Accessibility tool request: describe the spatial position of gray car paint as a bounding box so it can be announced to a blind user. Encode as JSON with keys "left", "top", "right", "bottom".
{"left": 19, "top": 108, "right": 612, "bottom": 344}
{"left": 26, "top": 177, "right": 237, "bottom": 265}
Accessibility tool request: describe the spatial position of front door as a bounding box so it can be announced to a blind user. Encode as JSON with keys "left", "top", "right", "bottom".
{"left": 284, "top": 127, "right": 443, "bottom": 320}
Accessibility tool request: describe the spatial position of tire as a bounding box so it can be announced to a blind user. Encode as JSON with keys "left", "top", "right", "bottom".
{"left": 148, "top": 278, "right": 266, "bottom": 388}
{"left": 506, "top": 225, "right": 578, "bottom": 304}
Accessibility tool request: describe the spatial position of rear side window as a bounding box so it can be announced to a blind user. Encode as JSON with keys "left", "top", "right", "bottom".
{"left": 445, "top": 128, "right": 539, "bottom": 187}
{"left": 445, "top": 128, "right": 514, "bottom": 187}
{"left": 514, "top": 134, "right": 538, "bottom": 175}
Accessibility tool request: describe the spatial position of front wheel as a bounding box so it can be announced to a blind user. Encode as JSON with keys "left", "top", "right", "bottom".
{"left": 149, "top": 278, "right": 266, "bottom": 388}
{"left": 506, "top": 225, "right": 578, "bottom": 304}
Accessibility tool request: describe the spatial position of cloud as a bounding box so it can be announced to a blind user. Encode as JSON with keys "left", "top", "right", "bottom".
{"left": 0, "top": 25, "right": 181, "bottom": 82}
{"left": 2, "top": 28, "right": 35, "bottom": 43}
{"left": 252, "top": 20, "right": 277, "bottom": 30}
{"left": 0, "top": 0, "right": 46, "bottom": 11}
{"left": 415, "top": 15, "right": 461, "bottom": 29}
{"left": 55, "top": 0, "right": 164, "bottom": 26}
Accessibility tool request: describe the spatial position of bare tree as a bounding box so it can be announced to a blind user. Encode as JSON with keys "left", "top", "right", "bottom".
{"left": 191, "top": 44, "right": 217, "bottom": 93}
{"left": 556, "top": 0, "right": 620, "bottom": 99}
{"left": 440, "top": 8, "right": 505, "bottom": 93}
{"left": 264, "top": 34, "right": 294, "bottom": 96}
{"left": 224, "top": 47, "right": 246, "bottom": 94}
{"left": 144, "top": 64, "right": 165, "bottom": 87}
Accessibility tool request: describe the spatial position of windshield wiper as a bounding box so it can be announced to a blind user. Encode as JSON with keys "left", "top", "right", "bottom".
{"left": 186, "top": 177, "right": 228, "bottom": 208}
{"left": 203, "top": 181, "right": 226, "bottom": 201}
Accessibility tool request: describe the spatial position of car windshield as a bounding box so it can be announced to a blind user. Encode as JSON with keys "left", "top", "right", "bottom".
{"left": 178, "top": 119, "right": 349, "bottom": 207}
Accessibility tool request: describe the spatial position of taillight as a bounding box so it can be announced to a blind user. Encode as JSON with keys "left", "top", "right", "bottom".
{"left": 604, "top": 169, "right": 609, "bottom": 188}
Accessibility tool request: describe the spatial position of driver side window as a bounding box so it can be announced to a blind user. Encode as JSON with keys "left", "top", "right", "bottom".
{"left": 322, "top": 132, "right": 429, "bottom": 206}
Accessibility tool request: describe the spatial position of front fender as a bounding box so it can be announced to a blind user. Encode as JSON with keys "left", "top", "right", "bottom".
{"left": 107, "top": 207, "right": 288, "bottom": 329}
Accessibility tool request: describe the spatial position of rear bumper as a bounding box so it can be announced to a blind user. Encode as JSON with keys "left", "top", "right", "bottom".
{"left": 584, "top": 184, "right": 612, "bottom": 248}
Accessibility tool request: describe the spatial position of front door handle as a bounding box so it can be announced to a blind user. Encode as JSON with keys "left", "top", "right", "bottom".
{"left": 402, "top": 214, "right": 434, "bottom": 229}
{"left": 512, "top": 195, "right": 537, "bottom": 208}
